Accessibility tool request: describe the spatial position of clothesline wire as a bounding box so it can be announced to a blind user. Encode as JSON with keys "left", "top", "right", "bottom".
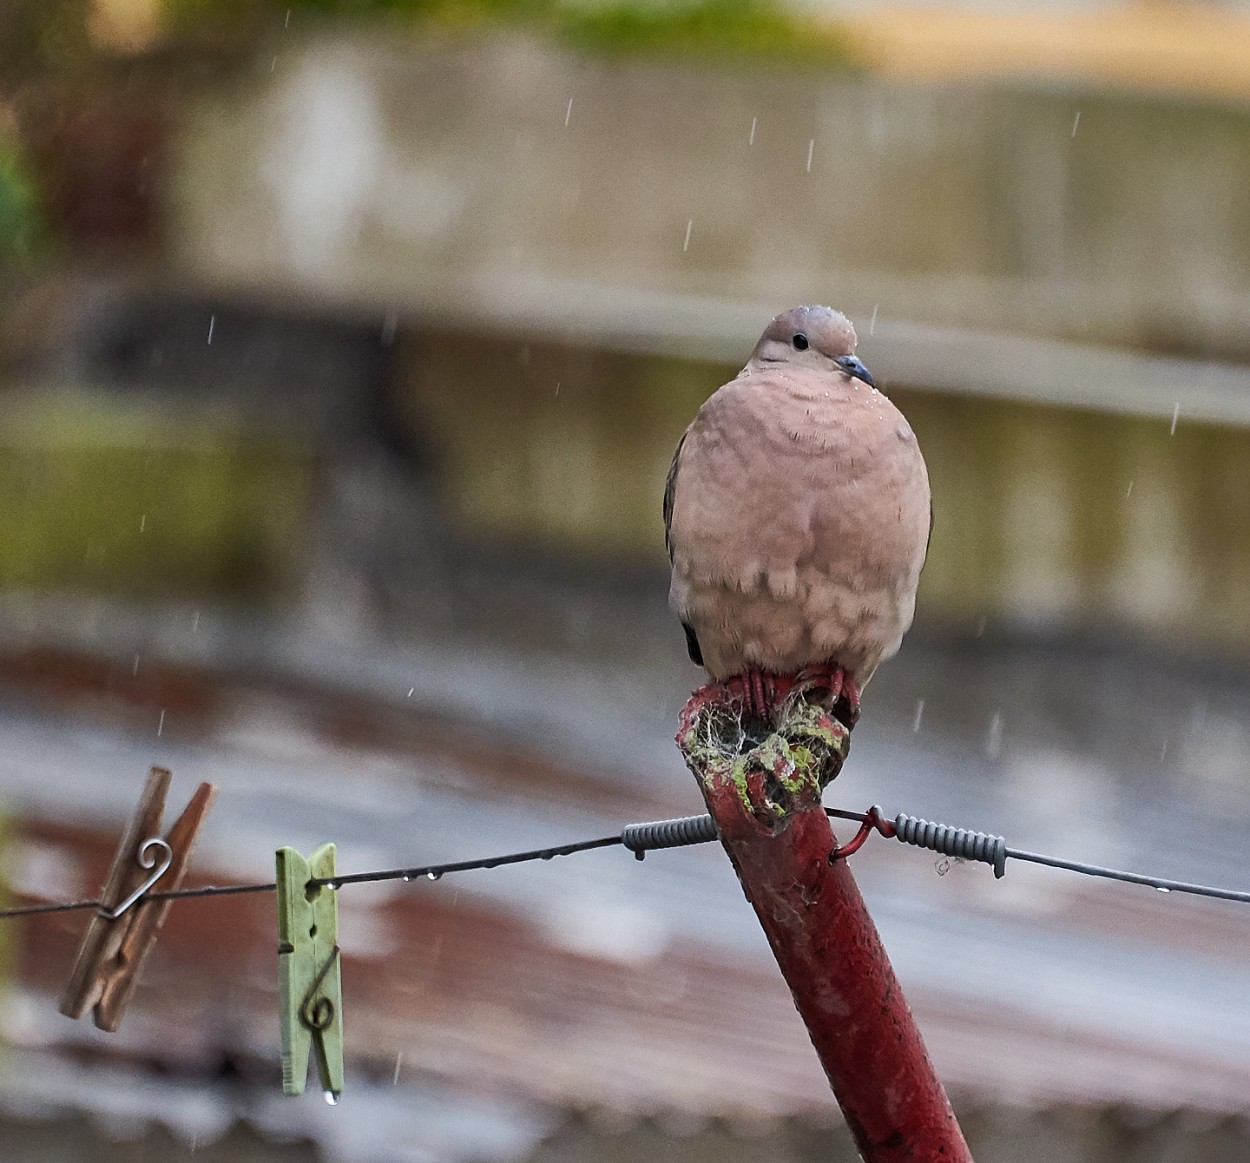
{"left": 1, "top": 805, "right": 1248, "bottom": 918}
{"left": 0, "top": 833, "right": 625, "bottom": 918}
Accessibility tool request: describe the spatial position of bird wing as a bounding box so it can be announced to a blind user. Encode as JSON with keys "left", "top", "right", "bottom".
{"left": 663, "top": 427, "right": 704, "bottom": 667}
{"left": 662, "top": 428, "right": 687, "bottom": 565}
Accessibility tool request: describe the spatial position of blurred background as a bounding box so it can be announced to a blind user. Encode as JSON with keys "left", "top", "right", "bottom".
{"left": 4, "top": 0, "right": 1250, "bottom": 1159}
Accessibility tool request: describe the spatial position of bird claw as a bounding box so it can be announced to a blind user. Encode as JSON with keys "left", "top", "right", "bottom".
{"left": 728, "top": 668, "right": 790, "bottom": 726}
{"left": 678, "top": 671, "right": 788, "bottom": 736}
{"left": 678, "top": 664, "right": 858, "bottom": 740}
{"left": 791, "top": 664, "right": 860, "bottom": 727}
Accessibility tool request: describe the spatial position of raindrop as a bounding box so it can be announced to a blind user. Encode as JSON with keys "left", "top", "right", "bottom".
{"left": 324, "top": 1090, "right": 339, "bottom": 1106}
{"left": 426, "top": 870, "right": 442, "bottom": 881}
{"left": 912, "top": 699, "right": 925, "bottom": 732}
{"left": 1170, "top": 403, "right": 1179, "bottom": 435}
{"left": 1160, "top": 739, "right": 1168, "bottom": 762}
{"left": 133, "top": 654, "right": 141, "bottom": 676}
{"left": 191, "top": 610, "right": 200, "bottom": 632}
{"left": 683, "top": 220, "right": 693, "bottom": 252}
{"left": 206, "top": 315, "right": 215, "bottom": 345}
{"left": 270, "top": 56, "right": 277, "bottom": 72}
{"left": 749, "top": 116, "right": 757, "bottom": 145}
{"left": 985, "top": 712, "right": 1003, "bottom": 760}
{"left": 393, "top": 1052, "right": 404, "bottom": 1085}
{"left": 381, "top": 311, "right": 398, "bottom": 346}
{"left": 564, "top": 97, "right": 574, "bottom": 127}
{"left": 806, "top": 139, "right": 815, "bottom": 173}
{"left": 139, "top": 513, "right": 147, "bottom": 533}
{"left": 1125, "top": 480, "right": 1133, "bottom": 499}
{"left": 406, "top": 687, "right": 414, "bottom": 698}
{"left": 157, "top": 709, "right": 165, "bottom": 738}
{"left": 869, "top": 304, "right": 879, "bottom": 336}
{"left": 285, "top": 7, "right": 292, "bottom": 27}
{"left": 1071, "top": 110, "right": 1081, "bottom": 138}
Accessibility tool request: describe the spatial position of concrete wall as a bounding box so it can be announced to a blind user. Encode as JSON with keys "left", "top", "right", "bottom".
{"left": 173, "top": 36, "right": 1250, "bottom": 360}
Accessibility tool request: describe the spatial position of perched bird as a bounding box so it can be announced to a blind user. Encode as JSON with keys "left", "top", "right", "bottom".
{"left": 664, "top": 305, "right": 931, "bottom": 721}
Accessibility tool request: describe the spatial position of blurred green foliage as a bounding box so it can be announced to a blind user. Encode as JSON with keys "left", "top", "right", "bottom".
{"left": 162, "top": 0, "right": 855, "bottom": 66}
{"left": 0, "top": 137, "right": 46, "bottom": 263}
{"left": 0, "top": 394, "right": 313, "bottom": 598}
{"left": 556, "top": 0, "right": 852, "bottom": 63}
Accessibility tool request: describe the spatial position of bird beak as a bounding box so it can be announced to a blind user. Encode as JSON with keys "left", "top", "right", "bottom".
{"left": 833, "top": 355, "right": 875, "bottom": 389}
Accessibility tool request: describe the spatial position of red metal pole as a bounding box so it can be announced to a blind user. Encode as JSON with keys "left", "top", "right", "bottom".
{"left": 681, "top": 687, "right": 972, "bottom": 1162}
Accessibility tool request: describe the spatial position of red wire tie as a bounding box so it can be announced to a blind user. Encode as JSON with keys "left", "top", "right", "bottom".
{"left": 830, "top": 805, "right": 895, "bottom": 861}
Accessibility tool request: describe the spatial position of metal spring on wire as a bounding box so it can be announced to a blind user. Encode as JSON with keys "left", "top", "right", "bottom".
{"left": 890, "top": 813, "right": 1007, "bottom": 879}
{"left": 620, "top": 814, "right": 718, "bottom": 859}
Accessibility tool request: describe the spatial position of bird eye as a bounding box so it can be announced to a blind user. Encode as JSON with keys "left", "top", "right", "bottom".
{"left": 792, "top": 333, "right": 809, "bottom": 351}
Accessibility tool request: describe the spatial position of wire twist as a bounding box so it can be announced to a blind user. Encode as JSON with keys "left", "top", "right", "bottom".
{"left": 621, "top": 814, "right": 718, "bottom": 858}
{"left": 890, "top": 813, "right": 1008, "bottom": 879}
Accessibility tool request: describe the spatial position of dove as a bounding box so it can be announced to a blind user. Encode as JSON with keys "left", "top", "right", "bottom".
{"left": 664, "top": 305, "right": 931, "bottom": 722}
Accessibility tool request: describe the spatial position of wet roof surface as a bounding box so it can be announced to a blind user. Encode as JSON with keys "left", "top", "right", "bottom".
{"left": 0, "top": 605, "right": 1249, "bottom": 1159}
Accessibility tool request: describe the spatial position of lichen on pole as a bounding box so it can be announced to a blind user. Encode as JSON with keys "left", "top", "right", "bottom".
{"left": 678, "top": 680, "right": 973, "bottom": 1163}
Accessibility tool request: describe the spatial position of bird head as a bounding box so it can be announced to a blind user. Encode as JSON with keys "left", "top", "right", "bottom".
{"left": 748, "top": 305, "right": 875, "bottom": 388}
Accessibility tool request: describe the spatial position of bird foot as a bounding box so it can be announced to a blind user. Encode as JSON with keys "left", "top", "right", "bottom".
{"left": 728, "top": 668, "right": 790, "bottom": 727}
{"left": 790, "top": 663, "right": 860, "bottom": 727}
{"left": 679, "top": 669, "right": 793, "bottom": 734}
{"left": 678, "top": 665, "right": 858, "bottom": 736}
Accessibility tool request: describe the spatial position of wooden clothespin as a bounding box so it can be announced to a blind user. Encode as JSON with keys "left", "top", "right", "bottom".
{"left": 277, "top": 843, "right": 344, "bottom": 1101}
{"left": 60, "top": 766, "right": 217, "bottom": 1032}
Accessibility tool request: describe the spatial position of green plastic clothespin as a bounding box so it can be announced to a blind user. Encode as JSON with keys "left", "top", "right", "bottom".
{"left": 276, "top": 843, "right": 344, "bottom": 1102}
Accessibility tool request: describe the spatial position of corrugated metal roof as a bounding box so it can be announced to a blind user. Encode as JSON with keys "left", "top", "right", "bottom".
{"left": 1, "top": 614, "right": 1250, "bottom": 1159}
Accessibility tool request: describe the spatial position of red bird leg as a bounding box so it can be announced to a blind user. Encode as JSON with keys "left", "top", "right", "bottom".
{"left": 748, "top": 669, "right": 769, "bottom": 721}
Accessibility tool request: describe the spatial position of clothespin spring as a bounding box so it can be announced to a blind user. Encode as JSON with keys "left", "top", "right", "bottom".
{"left": 99, "top": 837, "right": 173, "bottom": 920}
{"left": 301, "top": 946, "right": 341, "bottom": 1033}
